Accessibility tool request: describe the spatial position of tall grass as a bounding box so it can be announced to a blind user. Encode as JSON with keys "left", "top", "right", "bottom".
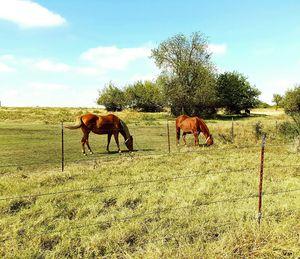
{"left": 0, "top": 107, "right": 299, "bottom": 258}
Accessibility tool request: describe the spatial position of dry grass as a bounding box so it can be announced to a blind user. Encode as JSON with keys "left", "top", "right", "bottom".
{"left": 0, "top": 107, "right": 299, "bottom": 258}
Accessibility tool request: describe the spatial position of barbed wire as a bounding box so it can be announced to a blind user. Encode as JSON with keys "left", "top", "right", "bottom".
{"left": 1, "top": 163, "right": 300, "bottom": 201}
{"left": 1, "top": 190, "right": 299, "bottom": 243}
{"left": 1, "top": 140, "right": 297, "bottom": 171}
{"left": 103, "top": 207, "right": 300, "bottom": 258}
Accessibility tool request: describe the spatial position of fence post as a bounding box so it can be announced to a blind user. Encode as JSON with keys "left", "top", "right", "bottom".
{"left": 61, "top": 121, "right": 64, "bottom": 172}
{"left": 258, "top": 134, "right": 266, "bottom": 225}
{"left": 167, "top": 120, "right": 171, "bottom": 154}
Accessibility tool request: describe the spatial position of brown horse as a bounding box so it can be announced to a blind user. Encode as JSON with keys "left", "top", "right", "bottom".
{"left": 65, "top": 113, "right": 133, "bottom": 155}
{"left": 176, "top": 115, "right": 213, "bottom": 146}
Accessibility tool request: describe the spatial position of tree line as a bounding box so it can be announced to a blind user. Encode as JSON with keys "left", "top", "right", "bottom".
{"left": 97, "top": 32, "right": 298, "bottom": 119}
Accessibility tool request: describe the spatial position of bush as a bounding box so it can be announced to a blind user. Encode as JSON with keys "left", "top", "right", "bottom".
{"left": 253, "top": 121, "right": 266, "bottom": 140}
{"left": 278, "top": 121, "right": 299, "bottom": 139}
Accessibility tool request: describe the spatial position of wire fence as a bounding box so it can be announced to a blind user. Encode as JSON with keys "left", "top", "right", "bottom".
{"left": 0, "top": 122, "right": 299, "bottom": 252}
{"left": 0, "top": 120, "right": 298, "bottom": 171}
{"left": 1, "top": 188, "right": 299, "bottom": 244}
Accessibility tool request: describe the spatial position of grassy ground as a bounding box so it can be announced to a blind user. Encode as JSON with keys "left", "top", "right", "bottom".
{"left": 0, "top": 107, "right": 299, "bottom": 258}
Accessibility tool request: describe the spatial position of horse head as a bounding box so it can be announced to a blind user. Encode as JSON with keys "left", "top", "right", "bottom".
{"left": 125, "top": 135, "right": 134, "bottom": 151}
{"left": 206, "top": 134, "right": 214, "bottom": 146}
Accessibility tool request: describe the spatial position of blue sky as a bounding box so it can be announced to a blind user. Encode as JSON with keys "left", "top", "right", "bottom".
{"left": 0, "top": 0, "right": 300, "bottom": 107}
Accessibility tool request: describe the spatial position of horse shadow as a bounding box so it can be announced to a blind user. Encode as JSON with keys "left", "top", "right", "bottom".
{"left": 95, "top": 148, "right": 154, "bottom": 155}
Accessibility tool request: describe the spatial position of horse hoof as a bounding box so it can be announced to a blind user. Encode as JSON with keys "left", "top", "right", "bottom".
{"left": 89, "top": 151, "right": 93, "bottom": 155}
{"left": 118, "top": 150, "right": 122, "bottom": 153}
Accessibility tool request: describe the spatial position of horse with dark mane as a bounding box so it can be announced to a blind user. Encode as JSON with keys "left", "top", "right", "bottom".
{"left": 176, "top": 115, "right": 213, "bottom": 146}
{"left": 65, "top": 113, "right": 133, "bottom": 155}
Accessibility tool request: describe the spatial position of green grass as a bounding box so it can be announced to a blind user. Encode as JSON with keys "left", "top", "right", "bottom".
{"left": 0, "top": 107, "right": 299, "bottom": 258}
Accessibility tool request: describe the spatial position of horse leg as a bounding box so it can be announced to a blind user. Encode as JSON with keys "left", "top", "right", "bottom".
{"left": 183, "top": 132, "right": 187, "bottom": 146}
{"left": 176, "top": 127, "right": 180, "bottom": 146}
{"left": 193, "top": 132, "right": 199, "bottom": 146}
{"left": 86, "top": 136, "right": 93, "bottom": 154}
{"left": 81, "top": 136, "right": 87, "bottom": 155}
{"left": 81, "top": 129, "right": 90, "bottom": 156}
{"left": 113, "top": 132, "right": 121, "bottom": 153}
{"left": 107, "top": 133, "right": 112, "bottom": 152}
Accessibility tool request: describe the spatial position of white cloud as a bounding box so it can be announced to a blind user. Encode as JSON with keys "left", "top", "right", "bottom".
{"left": 0, "top": 62, "right": 16, "bottom": 73}
{"left": 0, "top": 0, "right": 66, "bottom": 28}
{"left": 80, "top": 45, "right": 151, "bottom": 72}
{"left": 0, "top": 54, "right": 16, "bottom": 62}
{"left": 30, "top": 82, "right": 68, "bottom": 91}
{"left": 208, "top": 44, "right": 227, "bottom": 55}
{"left": 34, "top": 59, "right": 70, "bottom": 72}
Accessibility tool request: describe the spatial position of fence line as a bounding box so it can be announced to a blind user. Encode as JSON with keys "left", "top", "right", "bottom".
{"left": 1, "top": 189, "right": 299, "bottom": 243}
{"left": 1, "top": 125, "right": 299, "bottom": 252}
{"left": 103, "top": 207, "right": 300, "bottom": 258}
{"left": 1, "top": 163, "right": 300, "bottom": 201}
{"left": 0, "top": 141, "right": 297, "bottom": 170}
{"left": 0, "top": 167, "right": 258, "bottom": 201}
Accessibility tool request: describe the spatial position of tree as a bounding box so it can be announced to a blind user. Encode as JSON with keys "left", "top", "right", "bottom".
{"left": 151, "top": 32, "right": 217, "bottom": 116}
{"left": 97, "top": 82, "right": 125, "bottom": 111}
{"left": 272, "top": 94, "right": 283, "bottom": 110}
{"left": 125, "top": 80, "right": 165, "bottom": 112}
{"left": 278, "top": 85, "right": 300, "bottom": 140}
{"left": 216, "top": 71, "right": 261, "bottom": 114}
{"left": 282, "top": 85, "right": 300, "bottom": 125}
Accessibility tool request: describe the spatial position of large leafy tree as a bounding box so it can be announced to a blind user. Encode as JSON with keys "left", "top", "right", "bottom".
{"left": 282, "top": 85, "right": 300, "bottom": 125}
{"left": 97, "top": 82, "right": 126, "bottom": 111}
{"left": 151, "top": 32, "right": 217, "bottom": 116}
{"left": 216, "top": 71, "right": 261, "bottom": 114}
{"left": 125, "top": 80, "right": 165, "bottom": 112}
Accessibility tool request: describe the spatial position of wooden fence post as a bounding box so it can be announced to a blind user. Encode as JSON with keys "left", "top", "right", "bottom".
{"left": 61, "top": 121, "right": 64, "bottom": 172}
{"left": 258, "top": 134, "right": 266, "bottom": 225}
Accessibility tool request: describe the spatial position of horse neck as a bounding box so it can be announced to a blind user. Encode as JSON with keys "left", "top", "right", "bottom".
{"left": 197, "top": 118, "right": 210, "bottom": 138}
{"left": 120, "top": 120, "right": 131, "bottom": 140}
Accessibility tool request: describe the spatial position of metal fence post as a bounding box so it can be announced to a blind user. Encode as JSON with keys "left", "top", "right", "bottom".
{"left": 61, "top": 121, "right": 64, "bottom": 172}
{"left": 258, "top": 134, "right": 266, "bottom": 225}
{"left": 167, "top": 120, "right": 171, "bottom": 154}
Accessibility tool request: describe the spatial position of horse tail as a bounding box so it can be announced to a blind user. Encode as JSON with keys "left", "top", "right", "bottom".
{"left": 120, "top": 119, "right": 130, "bottom": 139}
{"left": 64, "top": 117, "right": 83, "bottom": 129}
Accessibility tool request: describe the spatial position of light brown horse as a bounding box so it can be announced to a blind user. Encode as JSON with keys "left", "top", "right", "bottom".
{"left": 176, "top": 115, "right": 213, "bottom": 146}
{"left": 65, "top": 113, "right": 133, "bottom": 155}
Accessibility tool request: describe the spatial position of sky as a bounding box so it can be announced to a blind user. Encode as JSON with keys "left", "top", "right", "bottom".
{"left": 0, "top": 0, "right": 300, "bottom": 107}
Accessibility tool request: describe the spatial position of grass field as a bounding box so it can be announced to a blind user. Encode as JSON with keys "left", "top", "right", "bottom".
{"left": 0, "top": 107, "right": 299, "bottom": 258}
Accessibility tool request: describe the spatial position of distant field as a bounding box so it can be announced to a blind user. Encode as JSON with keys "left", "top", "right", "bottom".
{"left": 0, "top": 107, "right": 299, "bottom": 258}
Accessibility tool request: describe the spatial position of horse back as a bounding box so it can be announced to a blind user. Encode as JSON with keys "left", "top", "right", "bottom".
{"left": 81, "top": 113, "right": 121, "bottom": 133}
{"left": 176, "top": 115, "right": 199, "bottom": 133}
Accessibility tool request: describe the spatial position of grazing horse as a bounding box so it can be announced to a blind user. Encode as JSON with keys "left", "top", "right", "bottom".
{"left": 65, "top": 113, "right": 133, "bottom": 155}
{"left": 176, "top": 115, "right": 213, "bottom": 146}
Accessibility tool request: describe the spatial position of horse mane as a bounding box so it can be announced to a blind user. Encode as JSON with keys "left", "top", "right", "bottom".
{"left": 120, "top": 119, "right": 130, "bottom": 139}
{"left": 196, "top": 117, "right": 210, "bottom": 136}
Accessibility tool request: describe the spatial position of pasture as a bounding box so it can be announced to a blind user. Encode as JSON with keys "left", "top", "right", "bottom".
{"left": 0, "top": 107, "right": 299, "bottom": 258}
